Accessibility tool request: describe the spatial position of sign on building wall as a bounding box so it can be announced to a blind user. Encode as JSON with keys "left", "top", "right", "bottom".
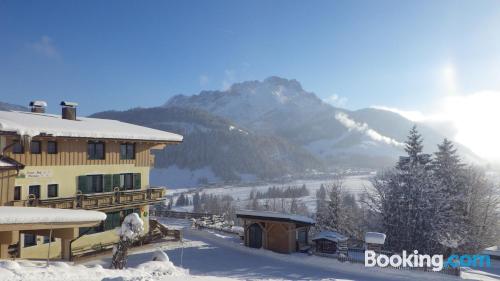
{"left": 23, "top": 170, "right": 53, "bottom": 178}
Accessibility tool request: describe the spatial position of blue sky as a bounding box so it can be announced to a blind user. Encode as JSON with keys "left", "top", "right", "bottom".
{"left": 1, "top": 0, "right": 500, "bottom": 117}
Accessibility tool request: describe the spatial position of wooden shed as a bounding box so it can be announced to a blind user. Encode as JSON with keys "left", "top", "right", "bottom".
{"left": 236, "top": 210, "right": 314, "bottom": 254}
{"left": 312, "top": 231, "right": 348, "bottom": 255}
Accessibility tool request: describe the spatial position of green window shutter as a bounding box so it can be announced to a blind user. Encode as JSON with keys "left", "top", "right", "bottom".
{"left": 134, "top": 173, "right": 141, "bottom": 189}
{"left": 104, "top": 175, "right": 113, "bottom": 192}
{"left": 78, "top": 175, "right": 88, "bottom": 194}
{"left": 112, "top": 174, "right": 121, "bottom": 190}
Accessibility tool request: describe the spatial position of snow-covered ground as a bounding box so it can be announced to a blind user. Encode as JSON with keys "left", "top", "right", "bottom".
{"left": 3, "top": 217, "right": 497, "bottom": 281}
{"left": 0, "top": 255, "right": 232, "bottom": 281}
{"left": 124, "top": 218, "right": 499, "bottom": 281}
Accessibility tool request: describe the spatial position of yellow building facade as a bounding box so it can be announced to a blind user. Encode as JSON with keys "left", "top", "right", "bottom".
{"left": 0, "top": 104, "right": 182, "bottom": 260}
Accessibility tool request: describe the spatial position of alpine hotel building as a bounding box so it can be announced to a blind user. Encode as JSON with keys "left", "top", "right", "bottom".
{"left": 0, "top": 101, "right": 182, "bottom": 260}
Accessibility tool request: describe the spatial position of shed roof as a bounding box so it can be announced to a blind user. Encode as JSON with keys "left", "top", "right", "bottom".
{"left": 312, "top": 231, "right": 348, "bottom": 242}
{"left": 236, "top": 210, "right": 315, "bottom": 225}
{"left": 0, "top": 110, "right": 183, "bottom": 143}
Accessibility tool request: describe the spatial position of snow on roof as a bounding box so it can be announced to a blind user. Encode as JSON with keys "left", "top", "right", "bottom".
{"left": 0, "top": 111, "right": 183, "bottom": 142}
{"left": 30, "top": 101, "right": 47, "bottom": 107}
{"left": 365, "top": 232, "right": 386, "bottom": 244}
{"left": 0, "top": 159, "right": 14, "bottom": 167}
{"left": 0, "top": 157, "right": 23, "bottom": 170}
{"left": 0, "top": 207, "right": 106, "bottom": 224}
{"left": 236, "top": 210, "right": 315, "bottom": 225}
{"left": 312, "top": 231, "right": 348, "bottom": 242}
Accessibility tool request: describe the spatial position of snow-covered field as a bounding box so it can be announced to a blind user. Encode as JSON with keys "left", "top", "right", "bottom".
{"left": 167, "top": 175, "right": 373, "bottom": 214}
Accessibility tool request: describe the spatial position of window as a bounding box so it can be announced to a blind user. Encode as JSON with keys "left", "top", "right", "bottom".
{"left": 12, "top": 140, "right": 24, "bottom": 154}
{"left": 117, "top": 173, "right": 141, "bottom": 190}
{"left": 47, "top": 141, "right": 57, "bottom": 154}
{"left": 120, "top": 143, "right": 135, "bottom": 160}
{"left": 30, "top": 141, "right": 41, "bottom": 154}
{"left": 78, "top": 175, "right": 104, "bottom": 194}
{"left": 88, "top": 141, "right": 105, "bottom": 160}
{"left": 24, "top": 234, "right": 37, "bottom": 247}
{"left": 120, "top": 173, "right": 134, "bottom": 190}
{"left": 43, "top": 236, "right": 55, "bottom": 244}
{"left": 88, "top": 175, "right": 103, "bottom": 193}
{"left": 13, "top": 186, "right": 21, "bottom": 200}
{"left": 104, "top": 211, "right": 121, "bottom": 231}
{"left": 29, "top": 185, "right": 41, "bottom": 199}
{"left": 47, "top": 184, "right": 58, "bottom": 198}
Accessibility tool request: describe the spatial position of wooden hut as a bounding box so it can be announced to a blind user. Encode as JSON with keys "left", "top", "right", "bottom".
{"left": 236, "top": 210, "right": 314, "bottom": 254}
{"left": 312, "top": 231, "right": 348, "bottom": 255}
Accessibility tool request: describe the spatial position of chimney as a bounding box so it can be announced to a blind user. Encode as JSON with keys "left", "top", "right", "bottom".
{"left": 60, "top": 101, "right": 78, "bottom": 120}
{"left": 29, "top": 101, "right": 47, "bottom": 113}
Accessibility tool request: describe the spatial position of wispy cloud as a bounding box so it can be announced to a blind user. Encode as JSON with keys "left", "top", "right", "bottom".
{"left": 28, "top": 36, "right": 61, "bottom": 59}
{"left": 324, "top": 94, "right": 348, "bottom": 107}
{"left": 335, "top": 112, "right": 404, "bottom": 147}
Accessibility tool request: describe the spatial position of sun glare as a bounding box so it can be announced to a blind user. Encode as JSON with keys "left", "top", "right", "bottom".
{"left": 439, "top": 91, "right": 500, "bottom": 162}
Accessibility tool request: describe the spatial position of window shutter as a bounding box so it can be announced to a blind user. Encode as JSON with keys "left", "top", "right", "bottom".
{"left": 78, "top": 176, "right": 88, "bottom": 194}
{"left": 104, "top": 175, "right": 113, "bottom": 192}
{"left": 134, "top": 173, "right": 141, "bottom": 189}
{"left": 112, "top": 174, "right": 121, "bottom": 190}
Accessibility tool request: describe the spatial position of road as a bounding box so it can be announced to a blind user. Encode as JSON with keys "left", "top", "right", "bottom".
{"left": 152, "top": 226, "right": 460, "bottom": 281}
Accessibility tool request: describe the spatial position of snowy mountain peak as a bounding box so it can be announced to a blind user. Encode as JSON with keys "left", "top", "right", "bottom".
{"left": 165, "top": 76, "right": 322, "bottom": 124}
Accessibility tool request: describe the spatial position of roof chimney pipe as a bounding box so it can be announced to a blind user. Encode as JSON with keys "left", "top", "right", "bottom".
{"left": 29, "top": 101, "right": 47, "bottom": 113}
{"left": 60, "top": 101, "right": 78, "bottom": 120}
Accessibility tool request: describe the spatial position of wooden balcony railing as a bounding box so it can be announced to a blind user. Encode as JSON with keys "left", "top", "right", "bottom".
{"left": 7, "top": 187, "right": 166, "bottom": 210}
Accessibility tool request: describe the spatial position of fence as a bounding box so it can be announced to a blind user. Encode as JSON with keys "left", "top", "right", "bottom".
{"left": 150, "top": 209, "right": 213, "bottom": 219}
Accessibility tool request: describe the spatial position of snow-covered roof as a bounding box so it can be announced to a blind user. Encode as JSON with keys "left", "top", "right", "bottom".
{"left": 0, "top": 111, "right": 183, "bottom": 142}
{"left": 236, "top": 210, "right": 315, "bottom": 225}
{"left": 365, "top": 232, "right": 386, "bottom": 244}
{"left": 0, "top": 156, "right": 23, "bottom": 170}
{"left": 0, "top": 159, "right": 13, "bottom": 167}
{"left": 0, "top": 207, "right": 106, "bottom": 225}
{"left": 312, "top": 231, "right": 348, "bottom": 242}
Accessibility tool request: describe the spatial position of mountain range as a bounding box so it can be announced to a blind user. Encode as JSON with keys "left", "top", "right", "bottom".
{"left": 1, "top": 77, "right": 480, "bottom": 187}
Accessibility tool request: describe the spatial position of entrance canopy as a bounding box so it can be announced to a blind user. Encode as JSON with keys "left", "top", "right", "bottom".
{"left": 0, "top": 207, "right": 106, "bottom": 231}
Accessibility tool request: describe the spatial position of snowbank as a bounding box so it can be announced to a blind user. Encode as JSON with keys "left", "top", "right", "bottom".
{"left": 0, "top": 255, "right": 234, "bottom": 281}
{"left": 0, "top": 110, "right": 183, "bottom": 142}
{"left": 0, "top": 207, "right": 106, "bottom": 224}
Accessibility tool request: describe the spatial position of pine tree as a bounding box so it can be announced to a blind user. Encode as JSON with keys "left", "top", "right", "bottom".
{"left": 432, "top": 139, "right": 467, "bottom": 251}
{"left": 193, "top": 192, "right": 201, "bottom": 212}
{"left": 373, "top": 126, "right": 437, "bottom": 253}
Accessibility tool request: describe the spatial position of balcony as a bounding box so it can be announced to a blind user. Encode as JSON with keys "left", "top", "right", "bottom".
{"left": 8, "top": 187, "right": 166, "bottom": 211}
